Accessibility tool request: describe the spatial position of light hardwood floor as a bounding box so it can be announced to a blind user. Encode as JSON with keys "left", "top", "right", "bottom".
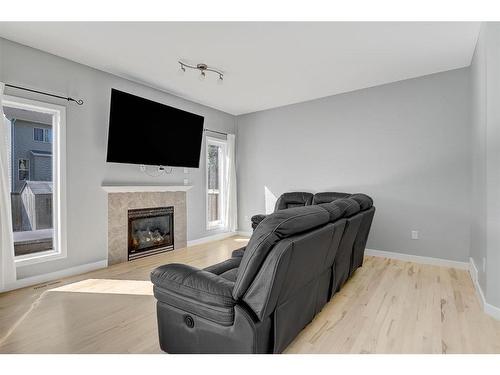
{"left": 0, "top": 236, "right": 499, "bottom": 354}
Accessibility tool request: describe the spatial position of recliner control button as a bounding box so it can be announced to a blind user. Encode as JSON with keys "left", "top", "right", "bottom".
{"left": 184, "top": 315, "right": 194, "bottom": 328}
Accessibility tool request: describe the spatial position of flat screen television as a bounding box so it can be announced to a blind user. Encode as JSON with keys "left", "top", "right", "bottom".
{"left": 106, "top": 89, "right": 205, "bottom": 168}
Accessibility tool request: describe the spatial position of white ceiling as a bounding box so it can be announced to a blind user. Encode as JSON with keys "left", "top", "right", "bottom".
{"left": 0, "top": 22, "right": 480, "bottom": 115}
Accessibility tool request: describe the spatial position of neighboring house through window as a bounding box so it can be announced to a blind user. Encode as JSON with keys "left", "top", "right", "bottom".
{"left": 34, "top": 127, "right": 52, "bottom": 143}
{"left": 10, "top": 121, "right": 53, "bottom": 192}
{"left": 3, "top": 96, "right": 67, "bottom": 266}
{"left": 18, "top": 158, "right": 29, "bottom": 181}
{"left": 206, "top": 137, "right": 227, "bottom": 229}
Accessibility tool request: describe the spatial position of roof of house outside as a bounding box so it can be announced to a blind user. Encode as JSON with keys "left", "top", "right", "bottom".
{"left": 30, "top": 150, "right": 52, "bottom": 157}
{"left": 21, "top": 181, "right": 53, "bottom": 195}
{"left": 3, "top": 107, "right": 52, "bottom": 125}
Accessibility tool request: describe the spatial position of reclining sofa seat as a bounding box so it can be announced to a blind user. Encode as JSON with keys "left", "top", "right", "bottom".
{"left": 230, "top": 193, "right": 374, "bottom": 306}
{"left": 150, "top": 194, "right": 375, "bottom": 353}
{"left": 151, "top": 203, "right": 352, "bottom": 353}
{"left": 249, "top": 191, "right": 375, "bottom": 296}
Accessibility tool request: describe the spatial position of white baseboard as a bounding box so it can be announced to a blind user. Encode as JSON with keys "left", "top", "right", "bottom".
{"left": 2, "top": 259, "right": 108, "bottom": 293}
{"left": 485, "top": 300, "right": 500, "bottom": 320}
{"left": 469, "top": 257, "right": 485, "bottom": 308}
{"left": 469, "top": 257, "right": 500, "bottom": 320}
{"left": 187, "top": 231, "right": 237, "bottom": 246}
{"left": 237, "top": 231, "right": 252, "bottom": 237}
{"left": 365, "top": 248, "right": 469, "bottom": 269}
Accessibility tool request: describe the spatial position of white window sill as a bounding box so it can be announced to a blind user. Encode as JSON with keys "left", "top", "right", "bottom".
{"left": 15, "top": 249, "right": 67, "bottom": 267}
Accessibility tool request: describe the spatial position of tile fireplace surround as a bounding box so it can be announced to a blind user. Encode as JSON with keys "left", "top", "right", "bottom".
{"left": 105, "top": 187, "right": 189, "bottom": 265}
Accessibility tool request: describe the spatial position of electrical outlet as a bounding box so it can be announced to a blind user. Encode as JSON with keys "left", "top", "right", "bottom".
{"left": 183, "top": 178, "right": 188, "bottom": 185}
{"left": 411, "top": 230, "right": 419, "bottom": 240}
{"left": 483, "top": 257, "right": 487, "bottom": 273}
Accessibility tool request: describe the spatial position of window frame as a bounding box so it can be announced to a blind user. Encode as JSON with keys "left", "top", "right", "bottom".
{"left": 206, "top": 136, "right": 227, "bottom": 230}
{"left": 18, "top": 158, "right": 30, "bottom": 181}
{"left": 4, "top": 95, "right": 67, "bottom": 267}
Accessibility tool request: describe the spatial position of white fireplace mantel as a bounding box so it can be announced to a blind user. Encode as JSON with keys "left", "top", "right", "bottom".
{"left": 101, "top": 185, "right": 193, "bottom": 193}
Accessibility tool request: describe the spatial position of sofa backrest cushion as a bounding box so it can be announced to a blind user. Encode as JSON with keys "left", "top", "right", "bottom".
{"left": 275, "top": 192, "right": 313, "bottom": 211}
{"left": 317, "top": 202, "right": 344, "bottom": 222}
{"left": 233, "top": 205, "right": 329, "bottom": 299}
{"left": 333, "top": 198, "right": 361, "bottom": 217}
{"left": 349, "top": 193, "right": 373, "bottom": 210}
{"left": 312, "top": 192, "right": 351, "bottom": 205}
{"left": 242, "top": 218, "right": 346, "bottom": 321}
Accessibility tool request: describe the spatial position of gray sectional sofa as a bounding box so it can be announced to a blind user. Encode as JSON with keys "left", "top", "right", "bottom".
{"left": 151, "top": 192, "right": 375, "bottom": 353}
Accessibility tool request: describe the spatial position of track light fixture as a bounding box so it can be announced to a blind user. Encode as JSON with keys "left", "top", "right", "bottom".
{"left": 179, "top": 61, "right": 224, "bottom": 83}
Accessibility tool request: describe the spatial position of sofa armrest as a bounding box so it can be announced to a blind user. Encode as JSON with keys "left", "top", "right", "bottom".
{"left": 151, "top": 264, "right": 236, "bottom": 307}
{"left": 251, "top": 214, "right": 267, "bottom": 229}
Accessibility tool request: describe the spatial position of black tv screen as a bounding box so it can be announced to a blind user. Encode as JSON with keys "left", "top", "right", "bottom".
{"left": 106, "top": 89, "right": 205, "bottom": 168}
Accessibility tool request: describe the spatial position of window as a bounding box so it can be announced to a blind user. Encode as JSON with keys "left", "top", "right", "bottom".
{"left": 33, "top": 127, "right": 43, "bottom": 141}
{"left": 206, "top": 137, "right": 227, "bottom": 229}
{"left": 33, "top": 127, "right": 52, "bottom": 143}
{"left": 4, "top": 95, "right": 67, "bottom": 266}
{"left": 44, "top": 128, "right": 52, "bottom": 143}
{"left": 18, "top": 159, "right": 30, "bottom": 181}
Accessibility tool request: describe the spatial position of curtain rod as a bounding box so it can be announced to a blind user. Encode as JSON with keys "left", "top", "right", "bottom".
{"left": 5, "top": 83, "right": 84, "bottom": 105}
{"left": 204, "top": 128, "right": 228, "bottom": 136}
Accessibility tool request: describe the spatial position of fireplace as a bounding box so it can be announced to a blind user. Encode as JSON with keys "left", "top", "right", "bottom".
{"left": 127, "top": 206, "right": 174, "bottom": 261}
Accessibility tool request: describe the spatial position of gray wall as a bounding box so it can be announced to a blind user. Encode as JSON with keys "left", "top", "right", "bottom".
{"left": 470, "top": 22, "right": 500, "bottom": 308}
{"left": 0, "top": 38, "right": 236, "bottom": 280}
{"left": 236, "top": 68, "right": 472, "bottom": 262}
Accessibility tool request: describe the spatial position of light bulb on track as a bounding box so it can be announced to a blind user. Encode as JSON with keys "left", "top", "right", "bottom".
{"left": 178, "top": 61, "right": 224, "bottom": 83}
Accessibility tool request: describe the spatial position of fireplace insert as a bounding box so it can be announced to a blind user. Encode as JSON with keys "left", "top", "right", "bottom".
{"left": 128, "top": 206, "right": 174, "bottom": 261}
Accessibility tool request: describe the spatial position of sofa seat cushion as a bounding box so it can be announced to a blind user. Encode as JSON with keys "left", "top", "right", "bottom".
{"left": 204, "top": 256, "right": 242, "bottom": 283}
{"left": 204, "top": 256, "right": 242, "bottom": 275}
{"left": 231, "top": 247, "right": 246, "bottom": 258}
{"left": 220, "top": 268, "right": 239, "bottom": 282}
